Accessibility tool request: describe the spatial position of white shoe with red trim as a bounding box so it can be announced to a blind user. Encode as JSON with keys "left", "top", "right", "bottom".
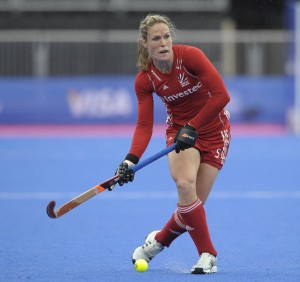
{"left": 191, "top": 252, "right": 217, "bottom": 274}
{"left": 132, "top": 230, "right": 164, "bottom": 263}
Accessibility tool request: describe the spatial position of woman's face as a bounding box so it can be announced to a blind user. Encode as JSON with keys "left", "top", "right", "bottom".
{"left": 143, "top": 23, "right": 173, "bottom": 64}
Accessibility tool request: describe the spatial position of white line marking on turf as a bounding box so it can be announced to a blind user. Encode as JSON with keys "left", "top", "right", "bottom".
{"left": 0, "top": 191, "right": 300, "bottom": 200}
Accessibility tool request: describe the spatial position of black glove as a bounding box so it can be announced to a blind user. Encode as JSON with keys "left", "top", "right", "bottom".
{"left": 117, "top": 160, "right": 135, "bottom": 186}
{"left": 174, "top": 124, "right": 198, "bottom": 153}
{"left": 109, "top": 154, "right": 139, "bottom": 191}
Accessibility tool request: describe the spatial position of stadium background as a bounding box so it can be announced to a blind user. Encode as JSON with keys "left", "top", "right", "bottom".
{"left": 0, "top": 0, "right": 295, "bottom": 128}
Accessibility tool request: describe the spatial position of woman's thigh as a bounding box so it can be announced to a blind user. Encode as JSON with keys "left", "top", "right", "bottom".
{"left": 196, "top": 163, "right": 219, "bottom": 204}
{"left": 168, "top": 147, "right": 200, "bottom": 183}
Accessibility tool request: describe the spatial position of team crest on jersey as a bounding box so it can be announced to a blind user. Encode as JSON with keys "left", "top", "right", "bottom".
{"left": 177, "top": 73, "right": 190, "bottom": 87}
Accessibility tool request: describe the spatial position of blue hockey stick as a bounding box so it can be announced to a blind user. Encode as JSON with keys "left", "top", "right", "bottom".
{"left": 47, "top": 143, "right": 176, "bottom": 219}
{"left": 131, "top": 143, "right": 175, "bottom": 172}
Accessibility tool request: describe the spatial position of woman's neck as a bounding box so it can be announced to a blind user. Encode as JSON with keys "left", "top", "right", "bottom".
{"left": 154, "top": 62, "right": 172, "bottom": 73}
{"left": 153, "top": 53, "right": 173, "bottom": 74}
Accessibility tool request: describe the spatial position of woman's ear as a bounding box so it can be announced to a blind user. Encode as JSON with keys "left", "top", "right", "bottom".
{"left": 141, "top": 40, "right": 148, "bottom": 49}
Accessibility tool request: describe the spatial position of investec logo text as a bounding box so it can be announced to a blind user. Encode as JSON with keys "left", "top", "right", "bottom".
{"left": 161, "top": 82, "right": 202, "bottom": 103}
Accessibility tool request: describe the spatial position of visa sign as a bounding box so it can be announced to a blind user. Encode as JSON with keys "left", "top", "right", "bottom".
{"left": 67, "top": 88, "right": 133, "bottom": 118}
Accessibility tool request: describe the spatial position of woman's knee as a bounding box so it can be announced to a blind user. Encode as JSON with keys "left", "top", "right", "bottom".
{"left": 175, "top": 177, "right": 195, "bottom": 195}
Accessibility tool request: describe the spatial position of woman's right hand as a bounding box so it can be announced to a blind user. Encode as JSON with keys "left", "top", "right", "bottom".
{"left": 109, "top": 160, "right": 135, "bottom": 190}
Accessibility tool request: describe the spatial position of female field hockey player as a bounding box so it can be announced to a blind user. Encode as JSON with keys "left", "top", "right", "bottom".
{"left": 111, "top": 14, "right": 231, "bottom": 274}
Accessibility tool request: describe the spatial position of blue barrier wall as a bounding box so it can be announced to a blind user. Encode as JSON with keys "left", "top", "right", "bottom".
{"left": 0, "top": 75, "right": 293, "bottom": 124}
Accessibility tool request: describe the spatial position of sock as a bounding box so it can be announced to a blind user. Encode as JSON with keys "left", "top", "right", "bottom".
{"left": 178, "top": 198, "right": 217, "bottom": 257}
{"left": 155, "top": 209, "right": 187, "bottom": 247}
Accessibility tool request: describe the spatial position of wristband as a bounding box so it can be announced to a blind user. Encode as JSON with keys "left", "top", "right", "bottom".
{"left": 125, "top": 153, "right": 139, "bottom": 165}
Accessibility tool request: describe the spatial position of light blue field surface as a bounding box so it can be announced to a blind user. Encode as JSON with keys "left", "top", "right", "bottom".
{"left": 0, "top": 134, "right": 300, "bottom": 282}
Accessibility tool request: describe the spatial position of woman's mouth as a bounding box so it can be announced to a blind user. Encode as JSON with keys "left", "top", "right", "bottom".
{"left": 159, "top": 50, "right": 168, "bottom": 54}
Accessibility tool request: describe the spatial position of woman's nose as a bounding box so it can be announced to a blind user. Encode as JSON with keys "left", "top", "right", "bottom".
{"left": 160, "top": 38, "right": 166, "bottom": 46}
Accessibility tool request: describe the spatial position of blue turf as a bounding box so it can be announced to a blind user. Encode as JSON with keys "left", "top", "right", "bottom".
{"left": 0, "top": 135, "right": 300, "bottom": 281}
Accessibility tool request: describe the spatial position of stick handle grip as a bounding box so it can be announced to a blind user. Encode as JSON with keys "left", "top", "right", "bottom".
{"left": 131, "top": 143, "right": 176, "bottom": 173}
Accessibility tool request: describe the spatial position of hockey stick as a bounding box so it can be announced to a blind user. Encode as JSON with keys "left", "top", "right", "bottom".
{"left": 46, "top": 143, "right": 176, "bottom": 219}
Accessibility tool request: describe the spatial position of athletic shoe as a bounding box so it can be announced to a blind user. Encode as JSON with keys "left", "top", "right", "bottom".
{"left": 132, "top": 230, "right": 164, "bottom": 263}
{"left": 191, "top": 252, "right": 217, "bottom": 274}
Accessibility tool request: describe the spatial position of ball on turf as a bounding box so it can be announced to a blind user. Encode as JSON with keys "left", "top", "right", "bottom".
{"left": 134, "top": 259, "right": 148, "bottom": 272}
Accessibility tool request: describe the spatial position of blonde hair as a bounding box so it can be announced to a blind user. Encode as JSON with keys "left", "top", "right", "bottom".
{"left": 137, "top": 14, "right": 176, "bottom": 71}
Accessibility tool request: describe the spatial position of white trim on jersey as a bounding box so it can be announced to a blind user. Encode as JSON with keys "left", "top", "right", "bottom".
{"left": 146, "top": 73, "right": 156, "bottom": 93}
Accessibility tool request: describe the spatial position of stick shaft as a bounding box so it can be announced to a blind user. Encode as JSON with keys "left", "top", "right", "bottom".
{"left": 55, "top": 184, "right": 105, "bottom": 218}
{"left": 131, "top": 143, "right": 175, "bottom": 172}
{"left": 47, "top": 144, "right": 175, "bottom": 219}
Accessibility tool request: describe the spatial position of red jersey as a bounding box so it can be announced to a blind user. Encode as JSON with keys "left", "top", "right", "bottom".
{"left": 129, "top": 44, "right": 230, "bottom": 159}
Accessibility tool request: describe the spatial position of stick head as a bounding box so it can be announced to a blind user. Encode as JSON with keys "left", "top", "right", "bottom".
{"left": 46, "top": 201, "right": 57, "bottom": 219}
